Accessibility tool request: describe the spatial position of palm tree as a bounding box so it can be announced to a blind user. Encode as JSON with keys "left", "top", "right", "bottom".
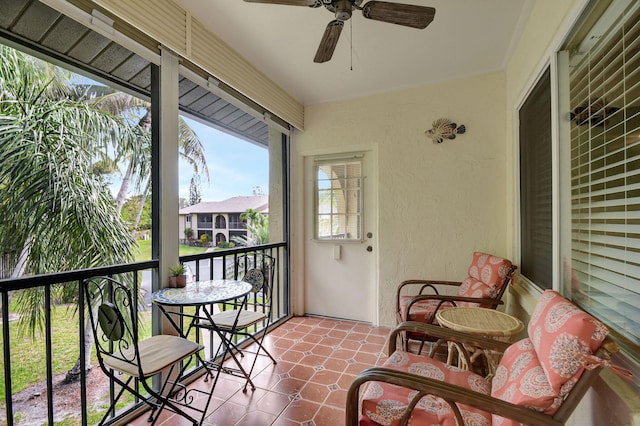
{"left": 86, "top": 90, "right": 209, "bottom": 234}
{"left": 232, "top": 208, "right": 269, "bottom": 246}
{"left": 86, "top": 91, "right": 152, "bottom": 213}
{"left": 0, "top": 45, "right": 138, "bottom": 379}
{"left": 126, "top": 109, "right": 209, "bottom": 235}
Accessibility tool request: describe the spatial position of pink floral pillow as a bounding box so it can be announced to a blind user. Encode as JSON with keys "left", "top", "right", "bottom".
{"left": 467, "top": 252, "right": 513, "bottom": 286}
{"left": 456, "top": 253, "right": 513, "bottom": 301}
{"left": 456, "top": 277, "right": 496, "bottom": 302}
{"left": 527, "top": 290, "right": 608, "bottom": 394}
{"left": 491, "top": 338, "right": 569, "bottom": 426}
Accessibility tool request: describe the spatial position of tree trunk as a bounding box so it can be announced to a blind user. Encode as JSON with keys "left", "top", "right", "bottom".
{"left": 11, "top": 237, "right": 31, "bottom": 278}
{"left": 131, "top": 179, "right": 150, "bottom": 239}
{"left": 64, "top": 319, "right": 94, "bottom": 383}
{"left": 115, "top": 159, "right": 134, "bottom": 213}
{"left": 2, "top": 240, "right": 31, "bottom": 317}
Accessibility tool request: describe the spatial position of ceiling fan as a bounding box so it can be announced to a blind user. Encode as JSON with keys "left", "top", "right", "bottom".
{"left": 244, "top": 0, "right": 436, "bottom": 63}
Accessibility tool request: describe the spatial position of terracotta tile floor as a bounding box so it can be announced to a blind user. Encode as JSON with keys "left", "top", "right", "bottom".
{"left": 128, "top": 315, "right": 391, "bottom": 426}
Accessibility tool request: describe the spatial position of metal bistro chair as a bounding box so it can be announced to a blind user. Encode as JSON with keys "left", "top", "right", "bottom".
{"left": 84, "top": 276, "right": 210, "bottom": 425}
{"left": 199, "top": 253, "right": 278, "bottom": 391}
{"left": 396, "top": 252, "right": 516, "bottom": 354}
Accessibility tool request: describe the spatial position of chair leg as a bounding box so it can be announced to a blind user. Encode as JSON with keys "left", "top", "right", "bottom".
{"left": 234, "top": 328, "right": 277, "bottom": 392}
{"left": 224, "top": 338, "right": 245, "bottom": 358}
{"left": 97, "top": 372, "right": 164, "bottom": 426}
{"left": 417, "top": 337, "right": 427, "bottom": 355}
{"left": 98, "top": 375, "right": 134, "bottom": 425}
{"left": 207, "top": 327, "right": 257, "bottom": 393}
{"left": 253, "top": 334, "right": 277, "bottom": 365}
{"left": 141, "top": 361, "right": 205, "bottom": 425}
{"left": 197, "top": 351, "right": 216, "bottom": 382}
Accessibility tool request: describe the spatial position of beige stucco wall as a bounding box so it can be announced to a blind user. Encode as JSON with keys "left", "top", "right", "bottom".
{"left": 292, "top": 71, "right": 509, "bottom": 327}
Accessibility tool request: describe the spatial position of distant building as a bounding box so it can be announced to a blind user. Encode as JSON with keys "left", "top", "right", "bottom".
{"left": 179, "top": 195, "right": 268, "bottom": 245}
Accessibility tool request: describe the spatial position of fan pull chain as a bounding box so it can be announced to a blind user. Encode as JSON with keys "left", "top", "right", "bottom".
{"left": 350, "top": 18, "right": 353, "bottom": 71}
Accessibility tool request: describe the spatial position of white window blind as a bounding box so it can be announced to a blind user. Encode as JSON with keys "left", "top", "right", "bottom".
{"left": 562, "top": 0, "right": 640, "bottom": 354}
{"left": 314, "top": 158, "right": 362, "bottom": 241}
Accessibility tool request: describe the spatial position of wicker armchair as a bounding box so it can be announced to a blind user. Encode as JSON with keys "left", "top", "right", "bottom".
{"left": 348, "top": 290, "right": 628, "bottom": 426}
{"left": 396, "top": 252, "right": 516, "bottom": 353}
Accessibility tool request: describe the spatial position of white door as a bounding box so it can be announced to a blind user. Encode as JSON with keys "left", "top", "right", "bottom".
{"left": 303, "top": 150, "right": 377, "bottom": 323}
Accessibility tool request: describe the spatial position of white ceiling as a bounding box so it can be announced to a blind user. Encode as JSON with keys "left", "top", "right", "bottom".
{"left": 175, "top": 0, "right": 532, "bottom": 106}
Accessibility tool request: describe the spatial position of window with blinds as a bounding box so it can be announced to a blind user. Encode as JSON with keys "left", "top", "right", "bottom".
{"left": 314, "top": 158, "right": 362, "bottom": 241}
{"left": 560, "top": 0, "right": 640, "bottom": 355}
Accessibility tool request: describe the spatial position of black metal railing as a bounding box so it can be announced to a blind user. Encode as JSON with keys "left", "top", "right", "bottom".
{"left": 0, "top": 242, "right": 288, "bottom": 426}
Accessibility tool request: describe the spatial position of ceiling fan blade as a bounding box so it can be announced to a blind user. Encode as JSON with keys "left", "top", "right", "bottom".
{"left": 314, "top": 20, "right": 344, "bottom": 63}
{"left": 243, "top": 0, "right": 316, "bottom": 6}
{"left": 362, "top": 1, "right": 436, "bottom": 29}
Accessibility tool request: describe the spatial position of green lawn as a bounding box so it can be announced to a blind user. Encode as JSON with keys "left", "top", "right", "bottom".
{"left": 134, "top": 239, "right": 208, "bottom": 262}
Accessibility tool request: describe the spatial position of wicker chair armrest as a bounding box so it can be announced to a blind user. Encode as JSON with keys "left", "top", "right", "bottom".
{"left": 409, "top": 294, "right": 503, "bottom": 305}
{"left": 345, "top": 367, "right": 563, "bottom": 426}
{"left": 398, "top": 279, "right": 463, "bottom": 293}
{"left": 388, "top": 321, "right": 511, "bottom": 356}
{"left": 396, "top": 280, "right": 463, "bottom": 315}
{"left": 402, "top": 294, "right": 504, "bottom": 326}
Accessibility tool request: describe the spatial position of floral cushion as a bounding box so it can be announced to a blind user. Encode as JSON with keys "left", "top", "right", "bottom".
{"left": 398, "top": 296, "right": 453, "bottom": 322}
{"left": 491, "top": 338, "right": 566, "bottom": 426}
{"left": 456, "top": 277, "right": 496, "bottom": 300}
{"left": 460, "top": 252, "right": 513, "bottom": 296}
{"left": 527, "top": 290, "right": 608, "bottom": 394}
{"left": 360, "top": 351, "right": 491, "bottom": 426}
{"left": 467, "top": 252, "right": 513, "bottom": 286}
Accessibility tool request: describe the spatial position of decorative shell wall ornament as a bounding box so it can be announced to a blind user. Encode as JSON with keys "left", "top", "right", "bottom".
{"left": 425, "top": 118, "right": 466, "bottom": 144}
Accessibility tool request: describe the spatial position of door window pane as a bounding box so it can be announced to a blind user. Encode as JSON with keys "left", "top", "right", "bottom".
{"left": 315, "top": 158, "right": 362, "bottom": 241}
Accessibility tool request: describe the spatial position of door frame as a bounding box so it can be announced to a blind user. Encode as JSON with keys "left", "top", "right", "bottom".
{"left": 299, "top": 144, "right": 379, "bottom": 325}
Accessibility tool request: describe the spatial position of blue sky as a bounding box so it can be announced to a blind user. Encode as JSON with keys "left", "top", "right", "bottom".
{"left": 178, "top": 117, "right": 269, "bottom": 201}
{"left": 108, "top": 116, "right": 269, "bottom": 202}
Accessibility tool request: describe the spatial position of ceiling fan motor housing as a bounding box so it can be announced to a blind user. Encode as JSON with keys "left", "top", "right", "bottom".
{"left": 326, "top": 0, "right": 357, "bottom": 21}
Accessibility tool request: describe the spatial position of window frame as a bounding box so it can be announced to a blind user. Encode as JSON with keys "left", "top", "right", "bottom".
{"left": 313, "top": 155, "right": 364, "bottom": 242}
{"left": 518, "top": 66, "right": 554, "bottom": 290}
